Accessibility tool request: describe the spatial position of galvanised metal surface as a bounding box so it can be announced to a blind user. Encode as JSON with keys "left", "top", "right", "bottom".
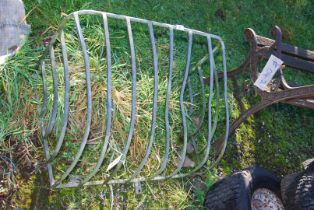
{"left": 39, "top": 10, "right": 229, "bottom": 188}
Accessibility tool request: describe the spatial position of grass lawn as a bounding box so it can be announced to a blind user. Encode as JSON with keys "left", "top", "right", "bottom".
{"left": 0, "top": 0, "right": 314, "bottom": 209}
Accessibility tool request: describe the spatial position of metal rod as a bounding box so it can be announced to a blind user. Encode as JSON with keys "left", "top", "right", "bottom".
{"left": 40, "top": 60, "right": 48, "bottom": 138}
{"left": 188, "top": 79, "right": 194, "bottom": 115}
{"left": 109, "top": 184, "right": 114, "bottom": 210}
{"left": 210, "top": 39, "right": 230, "bottom": 167}
{"left": 130, "top": 21, "right": 159, "bottom": 179}
{"left": 167, "top": 31, "right": 193, "bottom": 178}
{"left": 45, "top": 46, "right": 59, "bottom": 136}
{"left": 81, "top": 13, "right": 113, "bottom": 184}
{"left": 190, "top": 36, "right": 215, "bottom": 171}
{"left": 64, "top": 10, "right": 222, "bottom": 41}
{"left": 153, "top": 27, "right": 174, "bottom": 176}
{"left": 111, "top": 17, "right": 137, "bottom": 176}
{"left": 40, "top": 60, "right": 55, "bottom": 185}
{"left": 187, "top": 66, "right": 206, "bottom": 160}
{"left": 53, "top": 12, "right": 93, "bottom": 187}
{"left": 48, "top": 31, "right": 70, "bottom": 162}
{"left": 169, "top": 37, "right": 217, "bottom": 178}
{"left": 188, "top": 66, "right": 206, "bottom": 138}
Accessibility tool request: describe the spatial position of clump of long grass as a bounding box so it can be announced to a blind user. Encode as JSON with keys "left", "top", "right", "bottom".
{"left": 0, "top": 40, "right": 45, "bottom": 208}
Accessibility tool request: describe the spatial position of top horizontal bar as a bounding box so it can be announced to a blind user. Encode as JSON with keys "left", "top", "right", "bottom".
{"left": 65, "top": 10, "right": 223, "bottom": 41}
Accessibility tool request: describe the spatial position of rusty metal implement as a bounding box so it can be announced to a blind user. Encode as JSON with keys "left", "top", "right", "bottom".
{"left": 39, "top": 10, "right": 229, "bottom": 188}
{"left": 213, "top": 26, "right": 314, "bottom": 153}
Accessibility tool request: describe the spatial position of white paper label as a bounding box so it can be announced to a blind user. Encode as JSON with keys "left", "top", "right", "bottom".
{"left": 254, "top": 54, "right": 283, "bottom": 91}
{"left": 106, "top": 154, "right": 123, "bottom": 172}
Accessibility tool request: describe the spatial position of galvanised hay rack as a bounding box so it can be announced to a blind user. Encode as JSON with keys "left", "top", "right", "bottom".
{"left": 39, "top": 10, "right": 230, "bottom": 189}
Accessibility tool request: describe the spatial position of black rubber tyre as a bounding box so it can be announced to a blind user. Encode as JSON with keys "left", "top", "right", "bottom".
{"left": 204, "top": 167, "right": 281, "bottom": 210}
{"left": 281, "top": 170, "right": 314, "bottom": 210}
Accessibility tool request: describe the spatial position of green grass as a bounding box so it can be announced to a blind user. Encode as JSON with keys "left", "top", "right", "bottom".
{"left": 1, "top": 0, "right": 314, "bottom": 209}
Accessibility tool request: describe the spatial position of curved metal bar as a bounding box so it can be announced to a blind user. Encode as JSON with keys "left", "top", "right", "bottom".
{"left": 188, "top": 79, "right": 194, "bottom": 115}
{"left": 167, "top": 31, "right": 193, "bottom": 178}
{"left": 271, "top": 26, "right": 282, "bottom": 58}
{"left": 210, "top": 38, "right": 230, "bottom": 167}
{"left": 43, "top": 136, "right": 55, "bottom": 185}
{"left": 190, "top": 51, "right": 222, "bottom": 138}
{"left": 263, "top": 85, "right": 314, "bottom": 101}
{"left": 53, "top": 12, "right": 93, "bottom": 187}
{"left": 212, "top": 64, "right": 220, "bottom": 135}
{"left": 213, "top": 80, "right": 314, "bottom": 160}
{"left": 48, "top": 31, "right": 70, "bottom": 162}
{"left": 152, "top": 27, "right": 174, "bottom": 176}
{"left": 63, "top": 10, "right": 222, "bottom": 40}
{"left": 111, "top": 17, "right": 137, "bottom": 176}
{"left": 214, "top": 84, "right": 314, "bottom": 156}
{"left": 40, "top": 60, "right": 55, "bottom": 185}
{"left": 197, "top": 66, "right": 206, "bottom": 124}
{"left": 244, "top": 28, "right": 260, "bottom": 82}
{"left": 271, "top": 26, "right": 284, "bottom": 88}
{"left": 130, "top": 21, "right": 159, "bottom": 179}
{"left": 172, "top": 36, "right": 215, "bottom": 177}
{"left": 272, "top": 26, "right": 293, "bottom": 90}
{"left": 195, "top": 62, "right": 220, "bottom": 155}
{"left": 188, "top": 66, "right": 207, "bottom": 138}
{"left": 45, "top": 46, "right": 59, "bottom": 136}
{"left": 185, "top": 51, "right": 221, "bottom": 155}
{"left": 40, "top": 60, "right": 48, "bottom": 137}
{"left": 109, "top": 184, "right": 114, "bottom": 210}
{"left": 81, "top": 13, "right": 113, "bottom": 184}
